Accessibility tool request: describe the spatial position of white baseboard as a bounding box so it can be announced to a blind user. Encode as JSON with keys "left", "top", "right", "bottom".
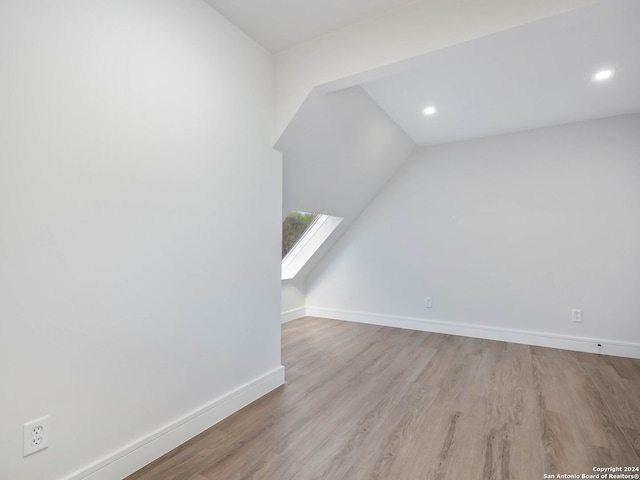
{"left": 305, "top": 307, "right": 640, "bottom": 359}
{"left": 60, "top": 366, "right": 285, "bottom": 480}
{"left": 281, "top": 307, "right": 306, "bottom": 323}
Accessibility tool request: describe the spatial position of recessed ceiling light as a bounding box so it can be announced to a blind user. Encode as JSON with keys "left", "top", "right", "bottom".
{"left": 423, "top": 106, "right": 437, "bottom": 116}
{"left": 592, "top": 69, "right": 615, "bottom": 82}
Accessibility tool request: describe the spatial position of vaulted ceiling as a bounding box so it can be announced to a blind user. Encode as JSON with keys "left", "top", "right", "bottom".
{"left": 362, "top": 0, "right": 640, "bottom": 145}
{"left": 202, "top": 0, "right": 422, "bottom": 53}
{"left": 203, "top": 0, "right": 640, "bottom": 278}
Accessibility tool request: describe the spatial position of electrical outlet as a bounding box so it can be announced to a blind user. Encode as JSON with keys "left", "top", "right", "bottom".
{"left": 571, "top": 309, "right": 583, "bottom": 323}
{"left": 424, "top": 297, "right": 432, "bottom": 308}
{"left": 24, "top": 416, "right": 49, "bottom": 457}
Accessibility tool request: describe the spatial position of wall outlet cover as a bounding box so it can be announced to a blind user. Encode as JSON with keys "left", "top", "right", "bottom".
{"left": 571, "top": 309, "right": 583, "bottom": 323}
{"left": 24, "top": 416, "right": 49, "bottom": 457}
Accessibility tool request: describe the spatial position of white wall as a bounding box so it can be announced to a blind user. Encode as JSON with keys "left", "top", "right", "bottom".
{"left": 273, "top": 0, "right": 597, "bottom": 140}
{"left": 306, "top": 114, "right": 640, "bottom": 356}
{"left": 0, "top": 1, "right": 282, "bottom": 479}
{"left": 281, "top": 278, "right": 306, "bottom": 322}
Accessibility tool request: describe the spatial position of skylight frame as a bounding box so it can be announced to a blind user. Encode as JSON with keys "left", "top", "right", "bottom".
{"left": 281, "top": 213, "right": 343, "bottom": 280}
{"left": 282, "top": 212, "right": 327, "bottom": 265}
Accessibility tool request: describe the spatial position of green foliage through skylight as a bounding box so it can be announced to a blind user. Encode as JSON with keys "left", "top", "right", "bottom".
{"left": 282, "top": 211, "right": 318, "bottom": 258}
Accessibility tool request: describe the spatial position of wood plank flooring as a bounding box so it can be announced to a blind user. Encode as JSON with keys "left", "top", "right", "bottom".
{"left": 126, "top": 317, "right": 640, "bottom": 480}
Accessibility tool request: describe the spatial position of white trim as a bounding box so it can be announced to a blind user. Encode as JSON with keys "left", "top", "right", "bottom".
{"left": 305, "top": 307, "right": 640, "bottom": 359}
{"left": 281, "top": 307, "right": 306, "bottom": 323}
{"left": 60, "top": 366, "right": 286, "bottom": 480}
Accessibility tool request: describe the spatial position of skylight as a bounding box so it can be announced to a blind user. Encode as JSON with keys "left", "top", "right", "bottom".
{"left": 282, "top": 210, "right": 343, "bottom": 280}
{"left": 282, "top": 211, "right": 319, "bottom": 258}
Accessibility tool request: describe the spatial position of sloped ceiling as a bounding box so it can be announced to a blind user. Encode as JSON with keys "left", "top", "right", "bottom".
{"left": 276, "top": 87, "right": 416, "bottom": 276}
{"left": 362, "top": 0, "right": 640, "bottom": 145}
{"left": 202, "top": 0, "right": 425, "bottom": 53}
{"left": 275, "top": 0, "right": 640, "bottom": 279}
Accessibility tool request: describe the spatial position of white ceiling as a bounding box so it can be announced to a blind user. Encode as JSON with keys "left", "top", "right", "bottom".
{"left": 362, "top": 0, "right": 640, "bottom": 146}
{"left": 276, "top": 87, "right": 415, "bottom": 276}
{"left": 202, "top": 0, "right": 417, "bottom": 53}
{"left": 278, "top": 87, "right": 415, "bottom": 220}
{"left": 272, "top": 0, "right": 639, "bottom": 277}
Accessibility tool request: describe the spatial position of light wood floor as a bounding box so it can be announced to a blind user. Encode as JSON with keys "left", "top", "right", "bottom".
{"left": 127, "top": 317, "right": 640, "bottom": 480}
